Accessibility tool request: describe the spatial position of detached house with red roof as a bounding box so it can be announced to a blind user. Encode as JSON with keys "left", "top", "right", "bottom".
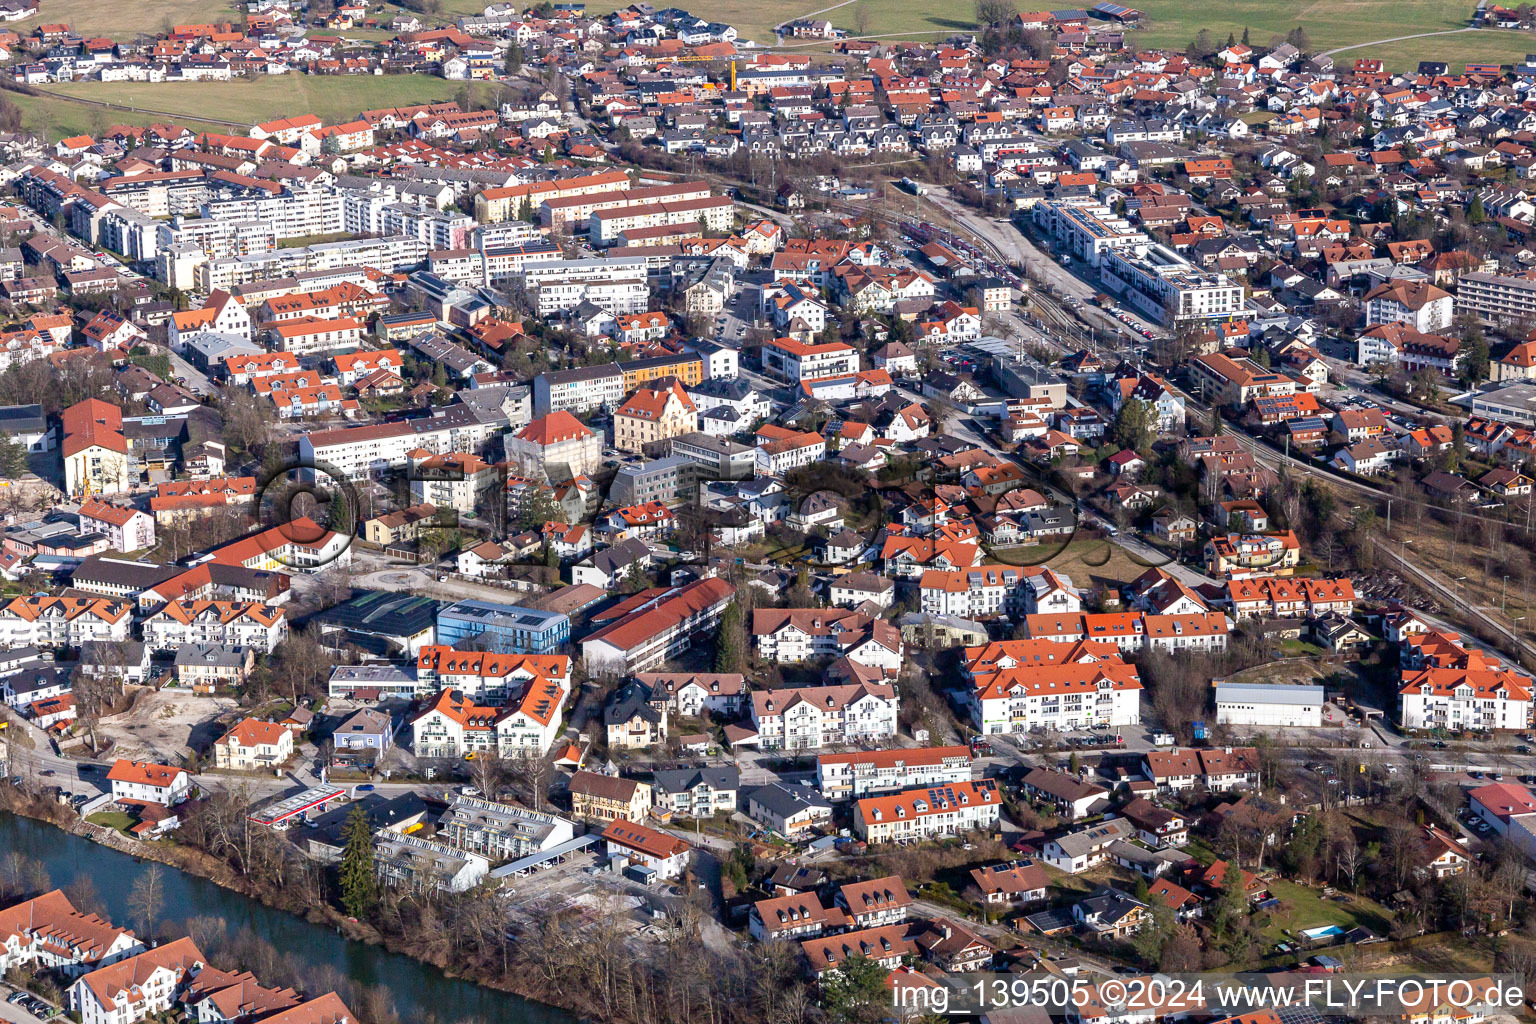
{"left": 106, "top": 759, "right": 190, "bottom": 807}
{"left": 213, "top": 718, "right": 294, "bottom": 771}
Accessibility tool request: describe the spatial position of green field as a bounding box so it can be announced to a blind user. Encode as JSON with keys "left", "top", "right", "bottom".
{"left": 10, "top": 0, "right": 240, "bottom": 38}
{"left": 20, "top": 76, "right": 498, "bottom": 141}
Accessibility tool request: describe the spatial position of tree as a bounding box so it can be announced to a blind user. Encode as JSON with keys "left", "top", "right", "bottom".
{"left": 1463, "top": 332, "right": 1490, "bottom": 385}
{"left": 0, "top": 435, "right": 26, "bottom": 478}
{"left": 714, "top": 601, "right": 744, "bottom": 672}
{"left": 852, "top": 3, "right": 871, "bottom": 34}
{"left": 1468, "top": 194, "right": 1487, "bottom": 225}
{"left": 126, "top": 865, "right": 165, "bottom": 937}
{"left": 504, "top": 43, "right": 523, "bottom": 74}
{"left": 1068, "top": 750, "right": 1081, "bottom": 774}
{"left": 974, "top": 0, "right": 1017, "bottom": 28}
{"left": 1188, "top": 28, "right": 1215, "bottom": 59}
{"left": 517, "top": 485, "right": 566, "bottom": 530}
{"left": 1112, "top": 398, "right": 1156, "bottom": 452}
{"left": 1241, "top": 26, "right": 1250, "bottom": 45}
{"left": 820, "top": 954, "right": 889, "bottom": 1024}
{"left": 338, "top": 805, "right": 378, "bottom": 919}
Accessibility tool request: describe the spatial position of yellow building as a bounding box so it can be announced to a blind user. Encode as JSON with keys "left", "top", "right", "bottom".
{"left": 613, "top": 380, "right": 697, "bottom": 454}
{"left": 568, "top": 770, "right": 653, "bottom": 823}
{"left": 620, "top": 353, "right": 703, "bottom": 390}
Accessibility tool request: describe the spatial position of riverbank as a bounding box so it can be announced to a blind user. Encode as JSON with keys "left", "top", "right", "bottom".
{"left": 0, "top": 793, "right": 578, "bottom": 1024}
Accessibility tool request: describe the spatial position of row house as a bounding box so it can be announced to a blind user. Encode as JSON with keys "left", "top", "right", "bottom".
{"left": 1141, "top": 746, "right": 1261, "bottom": 791}
{"left": 852, "top": 780, "right": 1001, "bottom": 843}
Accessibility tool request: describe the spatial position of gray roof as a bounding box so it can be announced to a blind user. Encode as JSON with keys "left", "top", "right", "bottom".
{"left": 1213, "top": 682, "right": 1325, "bottom": 705}
{"left": 652, "top": 765, "right": 740, "bottom": 794}
{"left": 747, "top": 782, "right": 831, "bottom": 818}
{"left": 174, "top": 643, "right": 246, "bottom": 669}
{"left": 0, "top": 404, "right": 44, "bottom": 435}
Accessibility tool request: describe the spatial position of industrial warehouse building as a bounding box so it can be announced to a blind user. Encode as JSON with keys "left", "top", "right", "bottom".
{"left": 1213, "top": 682, "right": 1324, "bottom": 728}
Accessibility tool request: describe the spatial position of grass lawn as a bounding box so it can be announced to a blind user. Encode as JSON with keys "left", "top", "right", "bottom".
{"left": 1257, "top": 878, "right": 1392, "bottom": 944}
{"left": 1129, "top": 0, "right": 1478, "bottom": 54}
{"left": 85, "top": 810, "right": 137, "bottom": 834}
{"left": 10, "top": 0, "right": 239, "bottom": 39}
{"left": 1338, "top": 28, "right": 1536, "bottom": 70}
{"left": 30, "top": 76, "right": 495, "bottom": 139}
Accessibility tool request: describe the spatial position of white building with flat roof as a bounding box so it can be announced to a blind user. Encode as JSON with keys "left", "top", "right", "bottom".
{"left": 1213, "top": 681, "right": 1324, "bottom": 727}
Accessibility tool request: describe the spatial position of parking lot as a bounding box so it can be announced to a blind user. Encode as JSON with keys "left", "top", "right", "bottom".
{"left": 2, "top": 989, "right": 60, "bottom": 1022}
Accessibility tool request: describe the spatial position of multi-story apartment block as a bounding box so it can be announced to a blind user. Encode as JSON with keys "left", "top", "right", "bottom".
{"left": 415, "top": 646, "right": 571, "bottom": 704}
{"left": 68, "top": 937, "right": 206, "bottom": 1024}
{"left": 751, "top": 609, "right": 904, "bottom": 672}
{"left": 751, "top": 682, "right": 899, "bottom": 751}
{"left": 816, "top": 746, "right": 973, "bottom": 802}
{"left": 531, "top": 363, "right": 626, "bottom": 416}
{"left": 1399, "top": 667, "right": 1533, "bottom": 732}
{"left": 0, "top": 595, "right": 132, "bottom": 648}
{"left": 852, "top": 781, "right": 1001, "bottom": 843}
{"left": 964, "top": 639, "right": 1142, "bottom": 735}
{"left": 436, "top": 796, "right": 574, "bottom": 860}
{"left": 141, "top": 600, "right": 288, "bottom": 653}
{"left": 505, "top": 410, "right": 604, "bottom": 484}
{"left": 761, "top": 337, "right": 860, "bottom": 382}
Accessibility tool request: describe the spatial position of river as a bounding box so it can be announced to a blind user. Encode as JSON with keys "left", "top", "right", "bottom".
{"left": 0, "top": 814, "right": 574, "bottom": 1024}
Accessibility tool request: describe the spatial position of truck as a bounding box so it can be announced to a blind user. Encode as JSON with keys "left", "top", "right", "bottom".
{"left": 1152, "top": 732, "right": 1175, "bottom": 746}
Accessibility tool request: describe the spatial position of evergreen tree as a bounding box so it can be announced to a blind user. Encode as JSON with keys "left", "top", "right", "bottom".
{"left": 0, "top": 435, "right": 26, "bottom": 478}
{"left": 714, "top": 601, "right": 744, "bottom": 672}
{"left": 326, "top": 485, "right": 354, "bottom": 535}
{"left": 505, "top": 44, "right": 523, "bottom": 74}
{"left": 1226, "top": 31, "right": 1235, "bottom": 47}
{"left": 821, "top": 954, "right": 889, "bottom": 1023}
{"left": 1241, "top": 26, "right": 1250, "bottom": 45}
{"left": 1112, "top": 398, "right": 1156, "bottom": 452}
{"left": 338, "top": 805, "right": 377, "bottom": 919}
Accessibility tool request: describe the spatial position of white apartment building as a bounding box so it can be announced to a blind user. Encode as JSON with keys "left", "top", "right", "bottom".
{"left": 202, "top": 188, "right": 344, "bottom": 240}
{"left": 0, "top": 596, "right": 132, "bottom": 649}
{"left": 1399, "top": 667, "right": 1534, "bottom": 731}
{"left": 918, "top": 567, "right": 1031, "bottom": 618}
{"left": 141, "top": 600, "right": 288, "bottom": 653}
{"left": 68, "top": 937, "right": 204, "bottom": 1024}
{"left": 266, "top": 316, "right": 365, "bottom": 355}
{"left": 198, "top": 235, "right": 427, "bottom": 292}
{"left": 520, "top": 257, "right": 649, "bottom": 317}
{"left": 761, "top": 337, "right": 860, "bottom": 383}
{"left": 1031, "top": 200, "right": 1143, "bottom": 267}
{"left": 531, "top": 363, "right": 626, "bottom": 416}
{"left": 750, "top": 683, "right": 899, "bottom": 751}
{"left": 1100, "top": 243, "right": 1245, "bottom": 324}
{"left": 852, "top": 780, "right": 1001, "bottom": 844}
{"left": 817, "top": 745, "right": 973, "bottom": 802}
{"left": 589, "top": 195, "right": 734, "bottom": 245}
{"left": 1459, "top": 272, "right": 1536, "bottom": 324}
{"left": 299, "top": 412, "right": 500, "bottom": 480}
